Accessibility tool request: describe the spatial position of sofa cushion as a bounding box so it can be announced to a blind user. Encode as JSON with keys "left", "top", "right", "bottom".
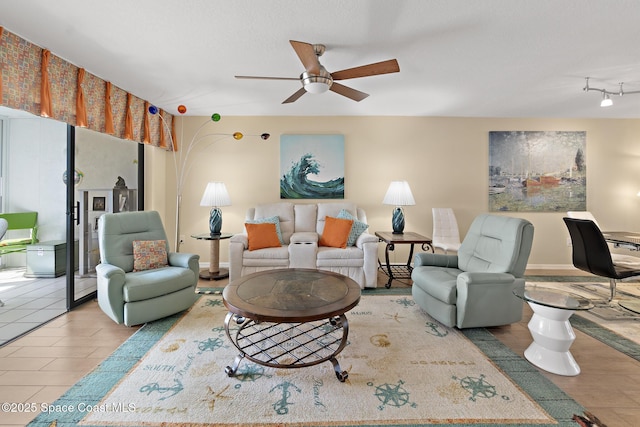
{"left": 246, "top": 215, "right": 285, "bottom": 245}
{"left": 319, "top": 216, "right": 353, "bottom": 248}
{"left": 245, "top": 222, "right": 282, "bottom": 251}
{"left": 411, "top": 266, "right": 462, "bottom": 304}
{"left": 242, "top": 246, "right": 289, "bottom": 260}
{"left": 294, "top": 204, "right": 318, "bottom": 232}
{"left": 317, "top": 246, "right": 364, "bottom": 266}
{"left": 123, "top": 266, "right": 195, "bottom": 302}
{"left": 132, "top": 240, "right": 168, "bottom": 272}
{"left": 337, "top": 209, "right": 369, "bottom": 246}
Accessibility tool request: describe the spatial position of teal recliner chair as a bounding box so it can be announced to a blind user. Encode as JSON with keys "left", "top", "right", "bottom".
{"left": 411, "top": 214, "right": 534, "bottom": 329}
{"left": 96, "top": 210, "right": 199, "bottom": 326}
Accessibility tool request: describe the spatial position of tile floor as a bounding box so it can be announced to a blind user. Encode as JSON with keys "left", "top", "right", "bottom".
{"left": 0, "top": 271, "right": 639, "bottom": 426}
{"left": 0, "top": 268, "right": 96, "bottom": 346}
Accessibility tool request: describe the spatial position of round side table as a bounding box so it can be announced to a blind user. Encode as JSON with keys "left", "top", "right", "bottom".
{"left": 191, "top": 233, "right": 233, "bottom": 280}
{"left": 513, "top": 286, "right": 594, "bottom": 376}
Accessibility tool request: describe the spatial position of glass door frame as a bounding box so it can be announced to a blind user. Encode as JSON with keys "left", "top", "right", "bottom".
{"left": 65, "top": 125, "right": 145, "bottom": 310}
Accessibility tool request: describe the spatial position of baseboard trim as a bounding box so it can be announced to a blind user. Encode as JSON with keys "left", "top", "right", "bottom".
{"left": 526, "top": 264, "right": 576, "bottom": 270}
{"left": 199, "top": 262, "right": 229, "bottom": 269}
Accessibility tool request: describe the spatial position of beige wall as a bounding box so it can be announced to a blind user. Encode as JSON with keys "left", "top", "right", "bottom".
{"left": 145, "top": 115, "right": 640, "bottom": 269}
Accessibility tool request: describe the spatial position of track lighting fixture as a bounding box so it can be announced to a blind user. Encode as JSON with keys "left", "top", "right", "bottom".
{"left": 584, "top": 77, "right": 640, "bottom": 107}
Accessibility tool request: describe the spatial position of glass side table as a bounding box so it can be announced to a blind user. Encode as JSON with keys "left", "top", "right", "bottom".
{"left": 191, "top": 233, "right": 233, "bottom": 280}
{"left": 513, "top": 285, "right": 594, "bottom": 376}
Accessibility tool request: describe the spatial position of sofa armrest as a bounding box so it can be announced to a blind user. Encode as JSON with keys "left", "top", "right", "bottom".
{"left": 414, "top": 252, "right": 458, "bottom": 268}
{"left": 355, "top": 232, "right": 377, "bottom": 248}
{"left": 168, "top": 252, "right": 200, "bottom": 278}
{"left": 357, "top": 233, "right": 379, "bottom": 288}
{"left": 95, "top": 263, "right": 127, "bottom": 324}
{"left": 230, "top": 233, "right": 248, "bottom": 248}
{"left": 229, "top": 234, "right": 248, "bottom": 282}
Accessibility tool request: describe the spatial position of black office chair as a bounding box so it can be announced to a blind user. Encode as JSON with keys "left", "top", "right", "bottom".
{"left": 563, "top": 217, "right": 640, "bottom": 302}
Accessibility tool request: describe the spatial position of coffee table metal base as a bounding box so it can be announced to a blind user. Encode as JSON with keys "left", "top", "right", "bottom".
{"left": 224, "top": 312, "right": 350, "bottom": 382}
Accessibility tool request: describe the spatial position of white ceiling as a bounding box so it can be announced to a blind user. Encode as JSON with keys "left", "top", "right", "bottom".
{"left": 2, "top": 0, "right": 640, "bottom": 118}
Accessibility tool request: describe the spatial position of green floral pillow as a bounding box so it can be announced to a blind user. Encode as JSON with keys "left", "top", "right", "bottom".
{"left": 337, "top": 209, "right": 369, "bottom": 246}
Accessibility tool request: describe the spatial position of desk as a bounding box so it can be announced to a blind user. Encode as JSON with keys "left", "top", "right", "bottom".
{"left": 513, "top": 286, "right": 593, "bottom": 376}
{"left": 191, "top": 233, "right": 232, "bottom": 280}
{"left": 602, "top": 231, "right": 640, "bottom": 251}
{"left": 375, "top": 231, "right": 433, "bottom": 288}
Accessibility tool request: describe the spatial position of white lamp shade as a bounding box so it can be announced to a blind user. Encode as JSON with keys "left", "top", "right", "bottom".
{"left": 382, "top": 181, "right": 416, "bottom": 206}
{"left": 200, "top": 182, "right": 231, "bottom": 207}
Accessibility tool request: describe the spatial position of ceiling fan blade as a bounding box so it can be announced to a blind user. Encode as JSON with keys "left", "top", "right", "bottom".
{"left": 331, "top": 59, "right": 400, "bottom": 80}
{"left": 329, "top": 82, "right": 369, "bottom": 102}
{"left": 235, "top": 75, "right": 299, "bottom": 81}
{"left": 282, "top": 87, "right": 307, "bottom": 104}
{"left": 290, "top": 40, "right": 320, "bottom": 75}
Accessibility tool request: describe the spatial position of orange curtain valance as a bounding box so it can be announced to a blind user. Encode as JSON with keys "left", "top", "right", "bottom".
{"left": 104, "top": 81, "right": 115, "bottom": 135}
{"left": 40, "top": 49, "right": 52, "bottom": 118}
{"left": 0, "top": 27, "right": 4, "bottom": 103}
{"left": 0, "top": 27, "right": 174, "bottom": 148}
{"left": 76, "top": 68, "right": 87, "bottom": 127}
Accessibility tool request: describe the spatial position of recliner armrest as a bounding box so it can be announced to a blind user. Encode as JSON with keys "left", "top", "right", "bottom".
{"left": 168, "top": 252, "right": 197, "bottom": 268}
{"left": 414, "top": 252, "right": 458, "bottom": 268}
{"left": 96, "top": 262, "right": 126, "bottom": 281}
{"left": 455, "top": 271, "right": 524, "bottom": 328}
{"left": 456, "top": 271, "right": 516, "bottom": 286}
{"left": 95, "top": 262, "right": 127, "bottom": 324}
{"left": 168, "top": 252, "right": 200, "bottom": 278}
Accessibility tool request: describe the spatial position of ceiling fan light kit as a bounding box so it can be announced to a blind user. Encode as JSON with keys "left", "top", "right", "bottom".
{"left": 583, "top": 77, "right": 640, "bottom": 108}
{"left": 236, "top": 40, "right": 399, "bottom": 104}
{"left": 301, "top": 70, "right": 332, "bottom": 94}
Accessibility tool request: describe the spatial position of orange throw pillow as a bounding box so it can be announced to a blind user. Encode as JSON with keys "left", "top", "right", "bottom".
{"left": 245, "top": 222, "right": 282, "bottom": 251}
{"left": 319, "top": 216, "right": 354, "bottom": 248}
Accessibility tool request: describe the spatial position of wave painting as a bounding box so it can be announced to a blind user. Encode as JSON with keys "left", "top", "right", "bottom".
{"left": 280, "top": 134, "right": 345, "bottom": 199}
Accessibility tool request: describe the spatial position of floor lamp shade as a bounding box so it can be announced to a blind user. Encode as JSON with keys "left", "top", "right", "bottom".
{"left": 382, "top": 181, "right": 415, "bottom": 234}
{"left": 200, "top": 182, "right": 231, "bottom": 235}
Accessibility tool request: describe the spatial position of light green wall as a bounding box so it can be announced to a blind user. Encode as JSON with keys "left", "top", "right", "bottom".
{"left": 145, "top": 115, "right": 640, "bottom": 269}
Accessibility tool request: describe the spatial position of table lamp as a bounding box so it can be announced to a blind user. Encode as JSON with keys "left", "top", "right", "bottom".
{"left": 382, "top": 180, "right": 415, "bottom": 234}
{"left": 200, "top": 182, "right": 231, "bottom": 235}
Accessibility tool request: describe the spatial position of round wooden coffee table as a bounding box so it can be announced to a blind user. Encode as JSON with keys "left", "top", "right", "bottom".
{"left": 222, "top": 268, "right": 361, "bottom": 382}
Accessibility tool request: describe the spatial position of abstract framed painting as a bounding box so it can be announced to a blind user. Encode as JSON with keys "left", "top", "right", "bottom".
{"left": 489, "top": 131, "right": 586, "bottom": 212}
{"left": 280, "top": 134, "right": 345, "bottom": 199}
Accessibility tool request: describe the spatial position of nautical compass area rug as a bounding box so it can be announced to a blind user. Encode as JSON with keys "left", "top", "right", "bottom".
{"left": 38, "top": 295, "right": 583, "bottom": 426}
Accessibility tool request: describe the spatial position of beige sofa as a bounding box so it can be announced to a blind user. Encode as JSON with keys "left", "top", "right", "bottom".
{"left": 229, "top": 202, "right": 378, "bottom": 289}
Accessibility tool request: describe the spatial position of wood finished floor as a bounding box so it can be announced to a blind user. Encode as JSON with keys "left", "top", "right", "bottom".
{"left": 0, "top": 270, "right": 639, "bottom": 426}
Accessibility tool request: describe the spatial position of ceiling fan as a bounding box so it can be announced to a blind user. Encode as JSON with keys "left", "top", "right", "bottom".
{"left": 235, "top": 40, "right": 400, "bottom": 104}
